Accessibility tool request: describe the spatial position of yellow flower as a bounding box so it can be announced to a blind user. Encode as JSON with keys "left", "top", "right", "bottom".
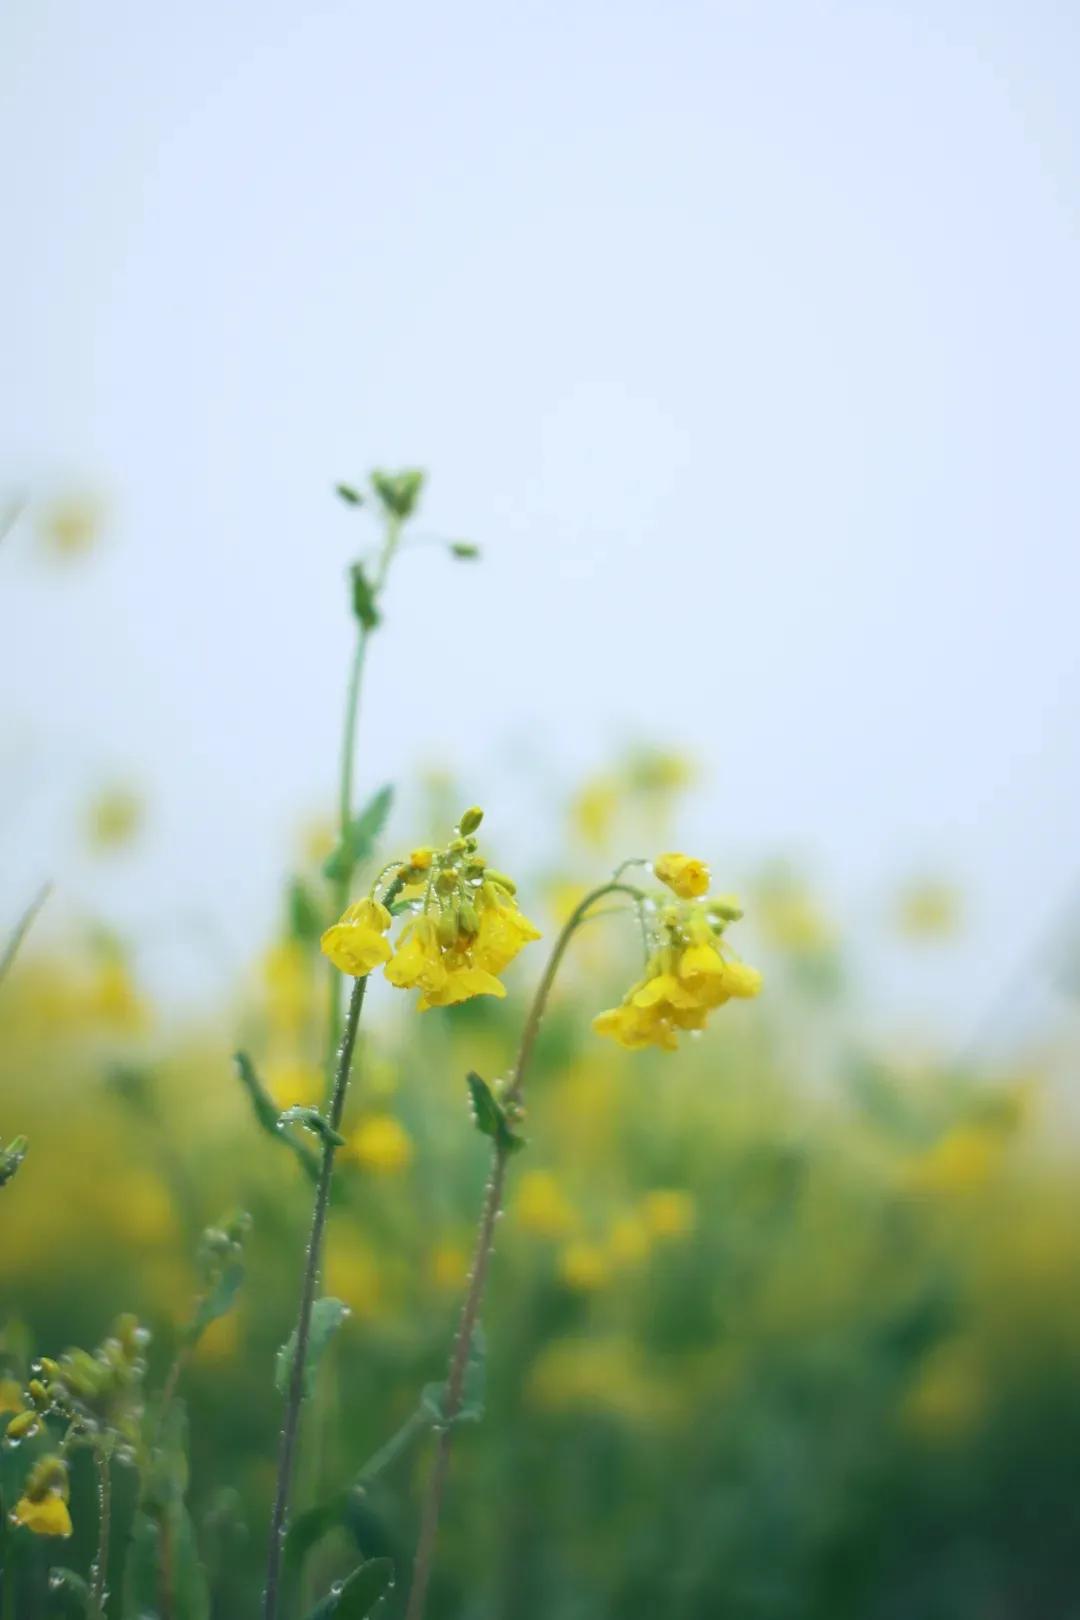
{"left": 347, "top": 1113, "right": 414, "bottom": 1174}
{"left": 654, "top": 852, "right": 710, "bottom": 899}
{"left": 321, "top": 898, "right": 393, "bottom": 977}
{"left": 13, "top": 1456, "right": 71, "bottom": 1538}
{"left": 515, "top": 1170, "right": 578, "bottom": 1238}
{"left": 558, "top": 1241, "right": 611, "bottom": 1293}
{"left": 643, "top": 1189, "right": 696, "bottom": 1239}
{"left": 13, "top": 1493, "right": 72, "bottom": 1537}
{"left": 473, "top": 884, "right": 542, "bottom": 974}
{"left": 594, "top": 895, "right": 762, "bottom": 1052}
{"left": 897, "top": 879, "right": 962, "bottom": 940}
{"left": 36, "top": 491, "right": 105, "bottom": 560}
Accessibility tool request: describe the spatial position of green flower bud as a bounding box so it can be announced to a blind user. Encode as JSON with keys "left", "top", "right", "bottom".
{"left": 458, "top": 807, "right": 484, "bottom": 835}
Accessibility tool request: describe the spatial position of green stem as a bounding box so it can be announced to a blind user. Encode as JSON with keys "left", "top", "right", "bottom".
{"left": 263, "top": 972, "right": 369, "bottom": 1620}
{"left": 402, "top": 880, "right": 643, "bottom": 1620}
{"left": 90, "top": 1450, "right": 111, "bottom": 1619}
{"left": 325, "top": 514, "right": 402, "bottom": 1085}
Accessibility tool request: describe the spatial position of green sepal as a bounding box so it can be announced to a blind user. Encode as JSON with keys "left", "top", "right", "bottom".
{"left": 370, "top": 467, "right": 424, "bottom": 519}
{"left": 277, "top": 1107, "right": 345, "bottom": 1148}
{"left": 335, "top": 483, "right": 364, "bottom": 506}
{"left": 449, "top": 540, "right": 480, "bottom": 560}
{"left": 305, "top": 1558, "right": 395, "bottom": 1619}
{"left": 323, "top": 785, "right": 394, "bottom": 883}
{"left": 276, "top": 1298, "right": 349, "bottom": 1400}
{"left": 349, "top": 563, "right": 381, "bottom": 632}
{"left": 466, "top": 1072, "right": 526, "bottom": 1155}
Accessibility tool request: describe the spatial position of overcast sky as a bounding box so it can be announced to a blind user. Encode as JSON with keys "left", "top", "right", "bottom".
{"left": 3, "top": 0, "right": 1079, "bottom": 1041}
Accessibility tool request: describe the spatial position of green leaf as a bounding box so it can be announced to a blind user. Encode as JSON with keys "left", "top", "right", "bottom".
{"left": 277, "top": 1106, "right": 345, "bottom": 1147}
{"left": 0, "top": 881, "right": 51, "bottom": 992}
{"left": 45, "top": 1567, "right": 89, "bottom": 1615}
{"left": 335, "top": 483, "right": 364, "bottom": 506}
{"left": 349, "top": 563, "right": 381, "bottom": 632}
{"left": 0, "top": 1134, "right": 28, "bottom": 1188}
{"left": 288, "top": 877, "right": 325, "bottom": 942}
{"left": 234, "top": 1052, "right": 319, "bottom": 1183}
{"left": 276, "top": 1298, "right": 349, "bottom": 1400}
{"left": 449, "top": 540, "right": 480, "bottom": 560}
{"left": 466, "top": 1072, "right": 526, "bottom": 1156}
{"left": 421, "top": 1326, "right": 486, "bottom": 1427}
{"left": 305, "top": 1558, "right": 395, "bottom": 1619}
{"left": 125, "top": 1407, "right": 210, "bottom": 1620}
{"left": 322, "top": 785, "right": 394, "bottom": 882}
{"left": 187, "top": 1259, "right": 245, "bottom": 1347}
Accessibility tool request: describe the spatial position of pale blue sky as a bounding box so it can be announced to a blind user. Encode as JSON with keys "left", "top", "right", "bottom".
{"left": 3, "top": 0, "right": 1079, "bottom": 1039}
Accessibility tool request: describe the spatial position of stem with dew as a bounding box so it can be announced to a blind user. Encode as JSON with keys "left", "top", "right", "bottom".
{"left": 403, "top": 881, "right": 644, "bottom": 1620}
{"left": 90, "top": 1449, "right": 112, "bottom": 1619}
{"left": 263, "top": 970, "right": 369, "bottom": 1620}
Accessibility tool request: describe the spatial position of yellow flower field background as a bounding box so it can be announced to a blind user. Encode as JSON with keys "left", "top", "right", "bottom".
{"left": 3, "top": 482, "right": 1080, "bottom": 1620}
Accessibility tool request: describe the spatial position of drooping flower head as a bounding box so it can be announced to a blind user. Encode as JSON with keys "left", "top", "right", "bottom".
{"left": 320, "top": 807, "right": 541, "bottom": 1010}
{"left": 593, "top": 858, "right": 761, "bottom": 1052}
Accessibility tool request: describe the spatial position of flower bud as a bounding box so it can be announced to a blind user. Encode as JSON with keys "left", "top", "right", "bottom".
{"left": 458, "top": 806, "right": 484, "bottom": 835}
{"left": 437, "top": 907, "right": 460, "bottom": 949}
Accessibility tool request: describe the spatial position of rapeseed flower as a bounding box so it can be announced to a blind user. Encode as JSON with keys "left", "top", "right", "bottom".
{"left": 594, "top": 880, "right": 761, "bottom": 1052}
{"left": 323, "top": 808, "right": 541, "bottom": 1009}
{"left": 654, "top": 852, "right": 710, "bottom": 900}
{"left": 347, "top": 1113, "right": 414, "bottom": 1174}
{"left": 320, "top": 898, "right": 393, "bottom": 977}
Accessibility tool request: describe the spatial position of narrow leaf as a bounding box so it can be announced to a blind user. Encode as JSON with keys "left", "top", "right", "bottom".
{"left": 276, "top": 1298, "right": 349, "bottom": 1399}
{"left": 323, "top": 785, "right": 394, "bottom": 882}
{"left": 234, "top": 1052, "right": 319, "bottom": 1182}
{"left": 466, "top": 1072, "right": 526, "bottom": 1156}
{"left": 305, "top": 1558, "right": 395, "bottom": 1619}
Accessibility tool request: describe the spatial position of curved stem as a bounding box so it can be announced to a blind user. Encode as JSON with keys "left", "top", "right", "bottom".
{"left": 263, "top": 972, "right": 369, "bottom": 1620}
{"left": 402, "top": 879, "right": 644, "bottom": 1620}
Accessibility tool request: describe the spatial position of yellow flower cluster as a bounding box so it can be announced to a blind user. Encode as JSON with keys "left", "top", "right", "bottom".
{"left": 321, "top": 808, "right": 541, "bottom": 1010}
{"left": 594, "top": 863, "right": 761, "bottom": 1052}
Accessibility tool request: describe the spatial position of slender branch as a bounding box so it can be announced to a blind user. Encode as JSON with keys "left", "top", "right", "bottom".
{"left": 403, "top": 879, "right": 644, "bottom": 1620}
{"left": 0, "top": 882, "right": 51, "bottom": 992}
{"left": 263, "top": 972, "right": 369, "bottom": 1620}
{"left": 325, "top": 514, "right": 402, "bottom": 1085}
{"left": 90, "top": 1450, "right": 112, "bottom": 1618}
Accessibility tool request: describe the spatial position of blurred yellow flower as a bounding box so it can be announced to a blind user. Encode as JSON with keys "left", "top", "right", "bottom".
{"left": 325, "top": 1234, "right": 382, "bottom": 1318}
{"left": 429, "top": 1242, "right": 469, "bottom": 1290}
{"left": 608, "top": 1212, "right": 652, "bottom": 1265}
{"left": 0, "top": 1377, "right": 26, "bottom": 1414}
{"left": 36, "top": 491, "right": 105, "bottom": 560}
{"left": 515, "top": 1169, "right": 578, "bottom": 1238}
{"left": 86, "top": 786, "right": 143, "bottom": 852}
{"left": 527, "top": 1338, "right": 675, "bottom": 1423}
{"left": 571, "top": 776, "right": 618, "bottom": 850}
{"left": 558, "top": 1240, "right": 611, "bottom": 1292}
{"left": 897, "top": 879, "right": 962, "bottom": 941}
{"left": 193, "top": 1309, "right": 242, "bottom": 1365}
{"left": 12, "top": 1456, "right": 72, "bottom": 1538}
{"left": 347, "top": 1113, "right": 414, "bottom": 1174}
{"left": 13, "top": 1492, "right": 72, "bottom": 1537}
{"left": 757, "top": 880, "right": 835, "bottom": 954}
{"left": 321, "top": 898, "right": 393, "bottom": 977}
{"left": 302, "top": 817, "right": 336, "bottom": 866}
{"left": 643, "top": 1189, "right": 696, "bottom": 1239}
{"left": 902, "top": 1341, "right": 986, "bottom": 1441}
{"left": 655, "top": 852, "right": 710, "bottom": 900}
{"left": 267, "top": 1061, "right": 323, "bottom": 1111}
{"left": 262, "top": 941, "right": 314, "bottom": 1036}
{"left": 906, "top": 1126, "right": 1002, "bottom": 1196}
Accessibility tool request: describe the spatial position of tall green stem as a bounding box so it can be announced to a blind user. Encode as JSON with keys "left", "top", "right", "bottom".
{"left": 402, "top": 881, "right": 642, "bottom": 1620}
{"left": 325, "top": 515, "right": 402, "bottom": 1080}
{"left": 90, "top": 1450, "right": 112, "bottom": 1619}
{"left": 263, "top": 972, "right": 369, "bottom": 1620}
